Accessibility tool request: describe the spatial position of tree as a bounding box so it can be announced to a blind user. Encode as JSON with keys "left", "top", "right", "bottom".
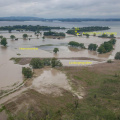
{"left": 0, "top": 35, "right": 3, "bottom": 39}
{"left": 10, "top": 35, "right": 15, "bottom": 40}
{"left": 42, "top": 36, "right": 45, "bottom": 40}
{"left": 88, "top": 44, "right": 98, "bottom": 51}
{"left": 51, "top": 58, "right": 62, "bottom": 67}
{"left": 43, "top": 58, "right": 51, "bottom": 66}
{"left": 68, "top": 41, "right": 80, "bottom": 47}
{"left": 101, "top": 33, "right": 108, "bottom": 38}
{"left": 1, "top": 38, "right": 7, "bottom": 46}
{"left": 86, "top": 33, "right": 89, "bottom": 38}
{"left": 22, "top": 67, "right": 33, "bottom": 78}
{"left": 109, "top": 38, "right": 116, "bottom": 45}
{"left": 53, "top": 48, "right": 59, "bottom": 53}
{"left": 23, "top": 34, "right": 28, "bottom": 39}
{"left": 36, "top": 34, "right": 39, "bottom": 39}
{"left": 30, "top": 58, "right": 44, "bottom": 69}
{"left": 97, "top": 45, "right": 106, "bottom": 54}
{"left": 8, "top": 29, "right": 12, "bottom": 33}
{"left": 79, "top": 43, "right": 85, "bottom": 49}
{"left": 110, "top": 34, "right": 114, "bottom": 38}
{"left": 103, "top": 42, "right": 113, "bottom": 52}
{"left": 93, "top": 33, "right": 96, "bottom": 36}
{"left": 115, "top": 52, "right": 120, "bottom": 60}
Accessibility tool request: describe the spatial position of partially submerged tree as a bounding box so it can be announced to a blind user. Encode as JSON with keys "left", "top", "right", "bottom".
{"left": 115, "top": 52, "right": 120, "bottom": 60}
{"left": 10, "top": 35, "right": 15, "bottom": 40}
{"left": 42, "top": 36, "right": 45, "bottom": 40}
{"left": 1, "top": 38, "right": 7, "bottom": 46}
{"left": 86, "top": 33, "right": 90, "bottom": 38}
{"left": 88, "top": 44, "right": 98, "bottom": 51}
{"left": 23, "top": 34, "right": 28, "bottom": 39}
{"left": 30, "top": 58, "right": 44, "bottom": 69}
{"left": 93, "top": 33, "right": 96, "bottom": 36}
{"left": 110, "top": 34, "right": 115, "bottom": 38}
{"left": 22, "top": 67, "right": 33, "bottom": 78}
{"left": 43, "top": 58, "right": 51, "bottom": 66}
{"left": 0, "top": 35, "right": 3, "bottom": 39}
{"left": 53, "top": 48, "right": 59, "bottom": 53}
{"left": 51, "top": 58, "right": 62, "bottom": 67}
{"left": 36, "top": 34, "right": 39, "bottom": 39}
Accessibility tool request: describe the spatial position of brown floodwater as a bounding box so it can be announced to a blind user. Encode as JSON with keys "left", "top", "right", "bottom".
{"left": 32, "top": 68, "right": 71, "bottom": 96}
{"left": 0, "top": 31, "right": 120, "bottom": 103}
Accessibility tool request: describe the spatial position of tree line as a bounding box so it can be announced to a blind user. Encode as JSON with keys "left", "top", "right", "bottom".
{"left": 67, "top": 26, "right": 110, "bottom": 35}
{"left": 22, "top": 58, "right": 62, "bottom": 78}
{"left": 0, "top": 25, "right": 66, "bottom": 32}
{"left": 68, "top": 38, "right": 116, "bottom": 53}
{"left": 44, "top": 31, "right": 65, "bottom": 37}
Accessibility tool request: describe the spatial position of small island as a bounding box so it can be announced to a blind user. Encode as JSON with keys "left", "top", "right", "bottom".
{"left": 44, "top": 31, "right": 66, "bottom": 39}
{"left": 66, "top": 26, "right": 110, "bottom": 35}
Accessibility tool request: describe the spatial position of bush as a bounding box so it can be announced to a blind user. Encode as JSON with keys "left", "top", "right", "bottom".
{"left": 53, "top": 48, "right": 59, "bottom": 53}
{"left": 23, "top": 34, "right": 28, "bottom": 39}
{"left": 51, "top": 58, "right": 62, "bottom": 67}
{"left": 22, "top": 67, "right": 33, "bottom": 78}
{"left": 107, "top": 59, "right": 113, "bottom": 63}
{"left": 88, "top": 44, "right": 98, "bottom": 51}
{"left": 68, "top": 41, "right": 85, "bottom": 48}
{"left": 43, "top": 58, "right": 51, "bottom": 66}
{"left": 1, "top": 38, "right": 7, "bottom": 46}
{"left": 109, "top": 38, "right": 116, "bottom": 45}
{"left": 30, "top": 58, "right": 44, "bottom": 69}
{"left": 115, "top": 52, "right": 120, "bottom": 60}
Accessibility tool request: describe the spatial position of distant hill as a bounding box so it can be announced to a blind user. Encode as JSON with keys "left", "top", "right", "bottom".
{"left": 0, "top": 17, "right": 45, "bottom": 21}
{"left": 0, "top": 17, "right": 120, "bottom": 22}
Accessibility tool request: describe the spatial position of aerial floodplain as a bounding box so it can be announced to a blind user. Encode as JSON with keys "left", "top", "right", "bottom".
{"left": 0, "top": 0, "right": 120, "bottom": 120}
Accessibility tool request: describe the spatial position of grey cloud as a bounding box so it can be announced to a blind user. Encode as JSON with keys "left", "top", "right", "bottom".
{"left": 0, "top": 0, "right": 120, "bottom": 18}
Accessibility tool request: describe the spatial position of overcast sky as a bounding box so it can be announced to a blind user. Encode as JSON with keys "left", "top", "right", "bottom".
{"left": 0, "top": 0, "right": 120, "bottom": 18}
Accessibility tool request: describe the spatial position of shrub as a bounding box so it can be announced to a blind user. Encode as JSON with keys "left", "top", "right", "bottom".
{"left": 43, "top": 58, "right": 51, "bottom": 66}
{"left": 23, "top": 34, "right": 28, "bottom": 39}
{"left": 1, "top": 38, "right": 7, "bottom": 46}
{"left": 53, "top": 48, "right": 59, "bottom": 53}
{"left": 51, "top": 58, "right": 62, "bottom": 67}
{"left": 107, "top": 59, "right": 113, "bottom": 63}
{"left": 22, "top": 67, "right": 33, "bottom": 78}
{"left": 68, "top": 41, "right": 85, "bottom": 48}
{"left": 30, "top": 58, "right": 44, "bottom": 69}
{"left": 88, "top": 44, "right": 98, "bottom": 51}
{"left": 115, "top": 52, "right": 120, "bottom": 60}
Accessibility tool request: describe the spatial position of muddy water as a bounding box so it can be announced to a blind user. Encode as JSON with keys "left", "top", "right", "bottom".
{"left": 0, "top": 21, "right": 120, "bottom": 104}
{"left": 0, "top": 32, "right": 119, "bottom": 91}
{"left": 0, "top": 47, "right": 23, "bottom": 90}
{"left": 32, "top": 68, "right": 71, "bottom": 96}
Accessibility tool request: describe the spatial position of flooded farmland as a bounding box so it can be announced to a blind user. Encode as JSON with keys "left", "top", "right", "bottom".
{"left": 0, "top": 21, "right": 120, "bottom": 108}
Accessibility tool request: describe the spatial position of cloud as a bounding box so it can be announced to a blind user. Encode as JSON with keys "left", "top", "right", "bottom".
{"left": 0, "top": 0, "right": 120, "bottom": 18}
